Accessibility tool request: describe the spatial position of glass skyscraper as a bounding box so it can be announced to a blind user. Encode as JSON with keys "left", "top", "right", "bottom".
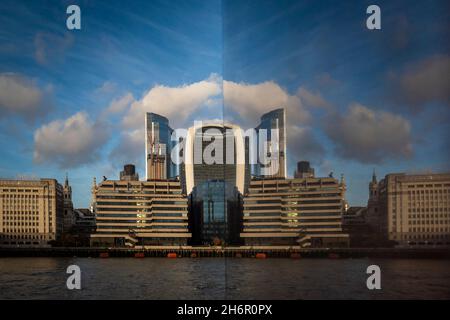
{"left": 145, "top": 112, "right": 175, "bottom": 180}
{"left": 254, "top": 108, "right": 287, "bottom": 178}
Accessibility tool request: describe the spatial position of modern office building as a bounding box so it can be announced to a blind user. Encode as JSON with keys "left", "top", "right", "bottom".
{"left": 145, "top": 112, "right": 175, "bottom": 180}
{"left": 254, "top": 108, "right": 287, "bottom": 179}
{"left": 90, "top": 175, "right": 191, "bottom": 247}
{"left": 189, "top": 181, "right": 243, "bottom": 245}
{"left": 367, "top": 172, "right": 450, "bottom": 246}
{"left": 181, "top": 122, "right": 247, "bottom": 245}
{"left": 181, "top": 121, "right": 248, "bottom": 195}
{"left": 0, "top": 178, "right": 64, "bottom": 247}
{"left": 241, "top": 175, "right": 349, "bottom": 247}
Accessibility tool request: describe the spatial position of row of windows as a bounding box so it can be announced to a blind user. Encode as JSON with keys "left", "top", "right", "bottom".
{"left": 405, "top": 228, "right": 450, "bottom": 233}
{"left": 3, "top": 228, "right": 42, "bottom": 233}
{"left": 407, "top": 207, "right": 450, "bottom": 213}
{"left": 393, "top": 207, "right": 448, "bottom": 213}
{"left": 96, "top": 225, "right": 187, "bottom": 230}
{"left": 407, "top": 184, "right": 450, "bottom": 189}
{"left": 408, "top": 220, "right": 450, "bottom": 225}
{"left": 2, "top": 215, "right": 40, "bottom": 220}
{"left": 1, "top": 194, "right": 40, "bottom": 198}
{"left": 1, "top": 189, "right": 40, "bottom": 193}
{"left": 97, "top": 219, "right": 185, "bottom": 224}
{"left": 2, "top": 222, "right": 40, "bottom": 226}
{"left": 96, "top": 201, "right": 187, "bottom": 206}
{"left": 408, "top": 213, "right": 449, "bottom": 218}
{"left": 1, "top": 234, "right": 48, "bottom": 240}
{"left": 97, "top": 213, "right": 186, "bottom": 218}
{"left": 97, "top": 207, "right": 186, "bottom": 212}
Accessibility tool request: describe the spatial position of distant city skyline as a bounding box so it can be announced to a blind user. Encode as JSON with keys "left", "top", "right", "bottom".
{"left": 0, "top": 0, "right": 449, "bottom": 208}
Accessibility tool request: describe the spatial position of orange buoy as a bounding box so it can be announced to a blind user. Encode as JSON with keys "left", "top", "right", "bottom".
{"left": 167, "top": 252, "right": 177, "bottom": 258}
{"left": 328, "top": 253, "right": 340, "bottom": 259}
{"left": 190, "top": 252, "right": 197, "bottom": 258}
{"left": 290, "top": 253, "right": 301, "bottom": 259}
{"left": 134, "top": 252, "right": 145, "bottom": 258}
{"left": 99, "top": 252, "right": 109, "bottom": 258}
{"left": 235, "top": 253, "right": 242, "bottom": 258}
{"left": 255, "top": 253, "right": 267, "bottom": 259}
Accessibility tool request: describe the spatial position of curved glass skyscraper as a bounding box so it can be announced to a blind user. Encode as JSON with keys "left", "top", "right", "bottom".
{"left": 145, "top": 112, "right": 175, "bottom": 180}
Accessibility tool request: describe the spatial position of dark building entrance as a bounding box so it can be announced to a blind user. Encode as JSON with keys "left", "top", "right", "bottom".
{"left": 188, "top": 180, "right": 242, "bottom": 246}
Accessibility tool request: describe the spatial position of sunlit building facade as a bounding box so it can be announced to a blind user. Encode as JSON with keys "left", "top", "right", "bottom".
{"left": 90, "top": 178, "right": 190, "bottom": 246}
{"left": 241, "top": 176, "right": 349, "bottom": 247}
{"left": 367, "top": 172, "right": 450, "bottom": 246}
{"left": 145, "top": 112, "right": 175, "bottom": 180}
{"left": 254, "top": 108, "right": 287, "bottom": 179}
{"left": 0, "top": 179, "right": 64, "bottom": 247}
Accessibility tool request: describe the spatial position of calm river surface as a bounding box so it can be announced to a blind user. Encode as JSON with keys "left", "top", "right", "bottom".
{"left": 1, "top": 258, "right": 449, "bottom": 299}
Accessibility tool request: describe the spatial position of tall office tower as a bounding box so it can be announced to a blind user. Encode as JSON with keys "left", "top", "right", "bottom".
{"left": 182, "top": 122, "right": 246, "bottom": 195}
{"left": 241, "top": 175, "right": 349, "bottom": 247}
{"left": 182, "top": 122, "right": 246, "bottom": 245}
{"left": 145, "top": 112, "right": 174, "bottom": 180}
{"left": 0, "top": 178, "right": 64, "bottom": 247}
{"left": 367, "top": 172, "right": 450, "bottom": 247}
{"left": 254, "top": 108, "right": 287, "bottom": 179}
{"left": 294, "top": 161, "right": 315, "bottom": 178}
{"left": 120, "top": 164, "right": 139, "bottom": 181}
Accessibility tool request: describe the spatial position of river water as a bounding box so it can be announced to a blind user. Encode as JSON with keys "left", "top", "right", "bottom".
{"left": 0, "top": 258, "right": 449, "bottom": 299}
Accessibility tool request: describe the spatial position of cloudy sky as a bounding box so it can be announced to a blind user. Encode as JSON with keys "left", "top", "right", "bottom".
{"left": 0, "top": 0, "right": 449, "bottom": 208}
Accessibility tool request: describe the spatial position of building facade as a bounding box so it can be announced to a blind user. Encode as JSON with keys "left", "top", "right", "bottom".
{"left": 241, "top": 176, "right": 349, "bottom": 247}
{"left": 294, "top": 161, "right": 315, "bottom": 178}
{"left": 145, "top": 112, "right": 175, "bottom": 180}
{"left": 180, "top": 122, "right": 248, "bottom": 245}
{"left": 0, "top": 179, "right": 64, "bottom": 247}
{"left": 181, "top": 122, "right": 248, "bottom": 195}
{"left": 254, "top": 108, "right": 287, "bottom": 179}
{"left": 62, "top": 174, "right": 75, "bottom": 233}
{"left": 367, "top": 172, "right": 450, "bottom": 246}
{"left": 120, "top": 164, "right": 139, "bottom": 181}
{"left": 90, "top": 178, "right": 191, "bottom": 246}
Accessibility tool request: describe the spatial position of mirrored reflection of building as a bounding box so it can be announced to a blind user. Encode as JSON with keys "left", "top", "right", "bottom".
{"left": 241, "top": 175, "right": 349, "bottom": 247}
{"left": 182, "top": 122, "right": 247, "bottom": 245}
{"left": 189, "top": 181, "right": 242, "bottom": 245}
{"left": 181, "top": 122, "right": 248, "bottom": 195}
{"left": 254, "top": 108, "right": 287, "bottom": 179}
{"left": 145, "top": 112, "right": 175, "bottom": 180}
{"left": 91, "top": 178, "right": 190, "bottom": 247}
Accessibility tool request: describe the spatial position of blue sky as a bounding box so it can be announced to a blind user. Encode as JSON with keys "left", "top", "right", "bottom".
{"left": 0, "top": 0, "right": 449, "bottom": 207}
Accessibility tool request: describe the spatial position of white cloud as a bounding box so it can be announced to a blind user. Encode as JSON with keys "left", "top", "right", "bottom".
{"left": 223, "top": 80, "right": 310, "bottom": 126}
{"left": 297, "top": 87, "right": 331, "bottom": 109}
{"left": 105, "top": 92, "right": 134, "bottom": 114}
{"left": 0, "top": 73, "right": 51, "bottom": 120}
{"left": 34, "top": 112, "right": 110, "bottom": 168}
{"left": 122, "top": 74, "right": 222, "bottom": 128}
{"left": 324, "top": 103, "right": 413, "bottom": 163}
